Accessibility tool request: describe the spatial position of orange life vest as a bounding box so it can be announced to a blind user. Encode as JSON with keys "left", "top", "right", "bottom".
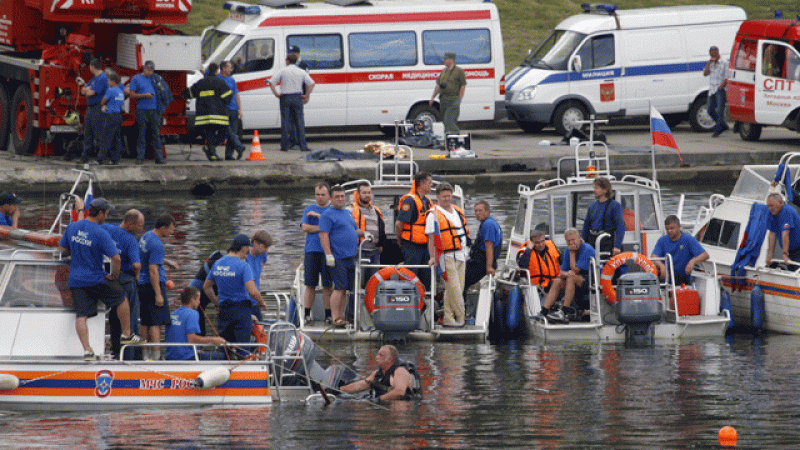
{"left": 517, "top": 240, "right": 561, "bottom": 288}
{"left": 398, "top": 193, "right": 430, "bottom": 245}
{"left": 352, "top": 202, "right": 383, "bottom": 244}
{"left": 434, "top": 205, "right": 470, "bottom": 252}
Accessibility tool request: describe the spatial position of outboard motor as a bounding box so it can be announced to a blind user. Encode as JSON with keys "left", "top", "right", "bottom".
{"left": 268, "top": 327, "right": 325, "bottom": 386}
{"left": 615, "top": 272, "right": 663, "bottom": 346}
{"left": 372, "top": 279, "right": 423, "bottom": 341}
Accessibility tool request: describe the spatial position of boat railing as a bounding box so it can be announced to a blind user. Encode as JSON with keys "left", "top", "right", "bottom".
{"left": 532, "top": 178, "right": 566, "bottom": 192}
{"left": 266, "top": 321, "right": 314, "bottom": 401}
{"left": 591, "top": 232, "right": 613, "bottom": 263}
{"left": 619, "top": 174, "right": 660, "bottom": 191}
{"left": 375, "top": 120, "right": 417, "bottom": 186}
{"left": 49, "top": 168, "right": 94, "bottom": 235}
{"left": 556, "top": 139, "right": 612, "bottom": 182}
{"left": 262, "top": 291, "right": 292, "bottom": 324}
{"left": 586, "top": 257, "right": 605, "bottom": 325}
{"left": 118, "top": 342, "right": 269, "bottom": 362}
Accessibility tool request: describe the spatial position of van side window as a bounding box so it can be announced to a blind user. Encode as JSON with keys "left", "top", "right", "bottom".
{"left": 231, "top": 39, "right": 275, "bottom": 73}
{"left": 287, "top": 34, "right": 344, "bottom": 70}
{"left": 349, "top": 31, "right": 417, "bottom": 68}
{"left": 762, "top": 43, "right": 784, "bottom": 78}
{"left": 734, "top": 39, "right": 757, "bottom": 71}
{"left": 422, "top": 29, "right": 491, "bottom": 65}
{"left": 575, "top": 34, "right": 614, "bottom": 71}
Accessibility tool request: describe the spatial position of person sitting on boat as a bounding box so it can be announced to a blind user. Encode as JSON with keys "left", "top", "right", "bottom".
{"left": 582, "top": 177, "right": 625, "bottom": 257}
{"left": 464, "top": 200, "right": 502, "bottom": 324}
{"left": 58, "top": 198, "right": 143, "bottom": 361}
{"left": 537, "top": 229, "right": 595, "bottom": 323}
{"left": 517, "top": 230, "right": 561, "bottom": 293}
{"left": 165, "top": 287, "right": 227, "bottom": 361}
{"left": 0, "top": 191, "right": 22, "bottom": 229}
{"left": 340, "top": 345, "right": 418, "bottom": 401}
{"left": 396, "top": 171, "right": 433, "bottom": 292}
{"left": 766, "top": 193, "right": 800, "bottom": 267}
{"left": 348, "top": 181, "right": 386, "bottom": 286}
{"left": 426, "top": 183, "right": 470, "bottom": 327}
{"left": 204, "top": 234, "right": 268, "bottom": 356}
{"left": 650, "top": 215, "right": 709, "bottom": 286}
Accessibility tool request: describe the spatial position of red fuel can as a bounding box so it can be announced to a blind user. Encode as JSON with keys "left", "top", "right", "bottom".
{"left": 670, "top": 285, "right": 700, "bottom": 316}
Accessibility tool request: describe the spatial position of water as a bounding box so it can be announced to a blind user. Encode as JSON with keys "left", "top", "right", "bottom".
{"left": 6, "top": 181, "right": 799, "bottom": 449}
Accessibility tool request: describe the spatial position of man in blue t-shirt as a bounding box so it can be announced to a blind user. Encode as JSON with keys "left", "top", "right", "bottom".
{"left": 766, "top": 193, "right": 800, "bottom": 266}
{"left": 582, "top": 177, "right": 626, "bottom": 257}
{"left": 0, "top": 191, "right": 21, "bottom": 229}
{"left": 138, "top": 213, "right": 178, "bottom": 360}
{"left": 58, "top": 198, "right": 142, "bottom": 360}
{"left": 301, "top": 182, "right": 332, "bottom": 324}
{"left": 126, "top": 60, "right": 163, "bottom": 164}
{"left": 651, "top": 215, "right": 709, "bottom": 286}
{"left": 204, "top": 234, "right": 266, "bottom": 352}
{"left": 247, "top": 230, "right": 272, "bottom": 291}
{"left": 464, "top": 200, "right": 503, "bottom": 318}
{"left": 98, "top": 73, "right": 125, "bottom": 165}
{"left": 166, "top": 287, "right": 227, "bottom": 361}
{"left": 320, "top": 185, "right": 362, "bottom": 327}
{"left": 102, "top": 209, "right": 144, "bottom": 358}
{"left": 219, "top": 61, "right": 246, "bottom": 160}
{"left": 539, "top": 228, "right": 596, "bottom": 323}
{"left": 80, "top": 59, "right": 108, "bottom": 162}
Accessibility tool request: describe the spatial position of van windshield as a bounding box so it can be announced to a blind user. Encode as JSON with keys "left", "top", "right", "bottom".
{"left": 523, "top": 30, "right": 586, "bottom": 71}
{"left": 202, "top": 29, "right": 244, "bottom": 65}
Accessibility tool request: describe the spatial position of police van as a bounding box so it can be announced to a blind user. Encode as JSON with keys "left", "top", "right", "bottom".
{"left": 504, "top": 4, "right": 746, "bottom": 135}
{"left": 196, "top": 0, "right": 505, "bottom": 131}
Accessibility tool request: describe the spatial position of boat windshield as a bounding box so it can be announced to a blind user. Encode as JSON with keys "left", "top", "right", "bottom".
{"left": 522, "top": 30, "right": 586, "bottom": 71}
{"left": 0, "top": 263, "right": 71, "bottom": 308}
{"left": 731, "top": 166, "right": 772, "bottom": 201}
{"left": 202, "top": 29, "right": 244, "bottom": 65}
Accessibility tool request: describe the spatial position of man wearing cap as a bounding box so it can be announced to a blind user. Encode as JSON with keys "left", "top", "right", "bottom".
{"left": 0, "top": 191, "right": 22, "bottom": 229}
{"left": 429, "top": 52, "right": 467, "bottom": 135}
{"left": 268, "top": 53, "right": 315, "bottom": 152}
{"left": 126, "top": 60, "right": 165, "bottom": 164}
{"left": 138, "top": 213, "right": 179, "bottom": 360}
{"left": 704, "top": 45, "right": 730, "bottom": 137}
{"left": 204, "top": 234, "right": 267, "bottom": 353}
{"left": 288, "top": 45, "right": 309, "bottom": 72}
{"left": 58, "top": 198, "right": 142, "bottom": 360}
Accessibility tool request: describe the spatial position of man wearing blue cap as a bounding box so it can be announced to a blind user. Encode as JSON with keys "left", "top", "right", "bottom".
{"left": 0, "top": 191, "right": 22, "bottom": 229}
{"left": 204, "top": 233, "right": 267, "bottom": 354}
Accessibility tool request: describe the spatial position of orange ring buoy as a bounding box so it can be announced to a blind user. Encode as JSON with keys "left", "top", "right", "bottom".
{"left": 600, "top": 252, "right": 657, "bottom": 302}
{"left": 364, "top": 266, "right": 425, "bottom": 314}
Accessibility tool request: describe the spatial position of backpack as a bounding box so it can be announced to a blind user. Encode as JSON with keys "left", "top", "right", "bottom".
{"left": 152, "top": 73, "right": 173, "bottom": 116}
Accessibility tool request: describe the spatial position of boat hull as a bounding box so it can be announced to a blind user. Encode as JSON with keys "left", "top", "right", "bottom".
{"left": 529, "top": 314, "right": 730, "bottom": 343}
{"left": 721, "top": 267, "right": 800, "bottom": 334}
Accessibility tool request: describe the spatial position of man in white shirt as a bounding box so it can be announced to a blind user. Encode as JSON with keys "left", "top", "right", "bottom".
{"left": 703, "top": 45, "right": 729, "bottom": 137}
{"left": 268, "top": 53, "right": 315, "bottom": 151}
{"left": 426, "top": 183, "right": 470, "bottom": 327}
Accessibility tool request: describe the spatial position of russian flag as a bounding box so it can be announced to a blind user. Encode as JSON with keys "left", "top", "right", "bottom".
{"left": 650, "top": 105, "right": 684, "bottom": 164}
{"left": 83, "top": 179, "right": 93, "bottom": 214}
{"left": 432, "top": 213, "right": 448, "bottom": 282}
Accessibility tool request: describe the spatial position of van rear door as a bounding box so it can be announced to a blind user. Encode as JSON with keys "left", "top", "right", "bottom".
{"left": 754, "top": 40, "right": 800, "bottom": 126}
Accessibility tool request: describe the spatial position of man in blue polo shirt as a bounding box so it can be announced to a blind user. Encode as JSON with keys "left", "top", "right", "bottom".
{"left": 539, "top": 228, "right": 596, "bottom": 323}
{"left": 0, "top": 191, "right": 21, "bottom": 229}
{"left": 766, "top": 193, "right": 800, "bottom": 266}
{"left": 219, "top": 61, "right": 246, "bottom": 160}
{"left": 204, "top": 234, "right": 267, "bottom": 355}
{"left": 651, "top": 215, "right": 709, "bottom": 285}
{"left": 166, "top": 286, "right": 226, "bottom": 361}
{"left": 80, "top": 59, "right": 108, "bottom": 162}
{"left": 464, "top": 200, "right": 502, "bottom": 324}
{"left": 301, "top": 182, "right": 332, "bottom": 324}
{"left": 126, "top": 60, "right": 164, "bottom": 164}
{"left": 58, "top": 198, "right": 142, "bottom": 360}
{"left": 138, "top": 213, "right": 178, "bottom": 360}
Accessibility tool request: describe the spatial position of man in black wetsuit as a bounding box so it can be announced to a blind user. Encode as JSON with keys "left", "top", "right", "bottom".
{"left": 340, "top": 345, "right": 414, "bottom": 401}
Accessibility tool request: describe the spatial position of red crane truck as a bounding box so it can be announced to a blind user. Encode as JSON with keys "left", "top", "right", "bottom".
{"left": 0, "top": 0, "right": 197, "bottom": 156}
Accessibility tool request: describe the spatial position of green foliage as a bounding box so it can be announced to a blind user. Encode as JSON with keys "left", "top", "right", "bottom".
{"left": 177, "top": 0, "right": 798, "bottom": 72}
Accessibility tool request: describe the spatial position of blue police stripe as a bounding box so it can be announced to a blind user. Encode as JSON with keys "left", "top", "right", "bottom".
{"left": 507, "top": 61, "right": 709, "bottom": 89}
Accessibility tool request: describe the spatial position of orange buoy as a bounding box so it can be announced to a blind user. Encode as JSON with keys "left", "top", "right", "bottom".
{"left": 600, "top": 252, "right": 657, "bottom": 302}
{"left": 718, "top": 426, "right": 737, "bottom": 446}
{"left": 166, "top": 279, "right": 175, "bottom": 290}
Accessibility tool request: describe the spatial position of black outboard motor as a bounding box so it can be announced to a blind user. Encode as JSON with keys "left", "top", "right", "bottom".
{"left": 615, "top": 272, "right": 663, "bottom": 346}
{"left": 372, "top": 279, "right": 423, "bottom": 341}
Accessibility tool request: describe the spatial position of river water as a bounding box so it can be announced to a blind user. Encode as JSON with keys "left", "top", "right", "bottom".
{"left": 3, "top": 181, "right": 797, "bottom": 449}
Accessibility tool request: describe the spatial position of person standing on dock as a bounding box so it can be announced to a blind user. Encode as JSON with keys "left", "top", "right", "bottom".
{"left": 79, "top": 59, "right": 108, "bottom": 163}
{"left": 302, "top": 182, "right": 333, "bottom": 324}
{"left": 703, "top": 45, "right": 730, "bottom": 138}
{"left": 268, "top": 53, "right": 315, "bottom": 152}
{"left": 127, "top": 60, "right": 165, "bottom": 164}
{"left": 218, "top": 61, "right": 246, "bottom": 160}
{"left": 429, "top": 52, "right": 466, "bottom": 135}
{"left": 59, "top": 198, "right": 142, "bottom": 361}
{"left": 138, "top": 214, "right": 178, "bottom": 360}
{"left": 183, "top": 63, "right": 232, "bottom": 162}
{"left": 396, "top": 172, "right": 433, "bottom": 291}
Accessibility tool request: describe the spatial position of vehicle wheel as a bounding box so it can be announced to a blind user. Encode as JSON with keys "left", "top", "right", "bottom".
{"left": 688, "top": 96, "right": 715, "bottom": 132}
{"left": 552, "top": 101, "right": 587, "bottom": 136}
{"left": 516, "top": 120, "right": 546, "bottom": 134}
{"left": 738, "top": 122, "right": 762, "bottom": 141}
{"left": 407, "top": 104, "right": 440, "bottom": 131}
{"left": 663, "top": 113, "right": 685, "bottom": 129}
{"left": 0, "top": 84, "right": 8, "bottom": 151}
{"left": 10, "top": 86, "right": 39, "bottom": 155}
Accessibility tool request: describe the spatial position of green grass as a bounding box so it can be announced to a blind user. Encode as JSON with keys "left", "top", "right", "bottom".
{"left": 176, "top": 0, "right": 799, "bottom": 72}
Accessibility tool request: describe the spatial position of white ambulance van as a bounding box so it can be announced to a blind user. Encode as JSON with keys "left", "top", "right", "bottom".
{"left": 196, "top": 0, "right": 505, "bottom": 131}
{"left": 727, "top": 16, "right": 800, "bottom": 141}
{"left": 504, "top": 4, "right": 745, "bottom": 135}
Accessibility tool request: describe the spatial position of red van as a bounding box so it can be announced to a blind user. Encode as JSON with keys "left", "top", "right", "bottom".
{"left": 727, "top": 17, "right": 800, "bottom": 141}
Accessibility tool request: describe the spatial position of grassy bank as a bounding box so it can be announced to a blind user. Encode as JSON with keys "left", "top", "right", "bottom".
{"left": 177, "top": 0, "right": 798, "bottom": 72}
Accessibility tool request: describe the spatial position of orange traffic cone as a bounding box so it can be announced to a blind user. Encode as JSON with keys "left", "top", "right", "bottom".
{"left": 247, "top": 130, "right": 266, "bottom": 161}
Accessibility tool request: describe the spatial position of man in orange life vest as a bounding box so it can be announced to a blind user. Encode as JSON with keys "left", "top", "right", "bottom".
{"left": 348, "top": 182, "right": 386, "bottom": 286}
{"left": 426, "top": 182, "right": 470, "bottom": 327}
{"left": 396, "top": 172, "right": 433, "bottom": 291}
{"left": 517, "top": 230, "right": 561, "bottom": 292}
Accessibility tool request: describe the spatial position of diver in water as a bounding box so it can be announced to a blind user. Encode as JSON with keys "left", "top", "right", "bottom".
{"left": 340, "top": 345, "right": 420, "bottom": 401}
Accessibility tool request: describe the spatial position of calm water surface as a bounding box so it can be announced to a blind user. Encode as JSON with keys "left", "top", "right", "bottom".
{"left": 4, "top": 181, "right": 795, "bottom": 449}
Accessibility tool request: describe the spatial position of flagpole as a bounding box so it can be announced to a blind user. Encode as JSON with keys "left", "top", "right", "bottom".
{"left": 649, "top": 101, "right": 657, "bottom": 182}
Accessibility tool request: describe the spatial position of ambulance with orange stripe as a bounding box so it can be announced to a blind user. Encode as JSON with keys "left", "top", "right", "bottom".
{"left": 195, "top": 0, "right": 506, "bottom": 131}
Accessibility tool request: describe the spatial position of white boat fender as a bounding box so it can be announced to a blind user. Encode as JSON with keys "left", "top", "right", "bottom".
{"left": 195, "top": 367, "right": 230, "bottom": 389}
{"left": 0, "top": 374, "right": 20, "bottom": 390}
